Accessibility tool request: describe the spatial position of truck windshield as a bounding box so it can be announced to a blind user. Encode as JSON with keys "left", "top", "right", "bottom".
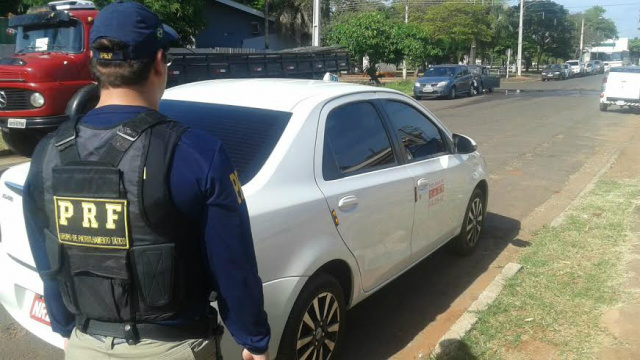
{"left": 15, "top": 20, "right": 83, "bottom": 54}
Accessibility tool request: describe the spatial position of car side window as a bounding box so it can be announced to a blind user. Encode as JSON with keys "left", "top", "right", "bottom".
{"left": 323, "top": 102, "right": 397, "bottom": 181}
{"left": 382, "top": 100, "right": 446, "bottom": 162}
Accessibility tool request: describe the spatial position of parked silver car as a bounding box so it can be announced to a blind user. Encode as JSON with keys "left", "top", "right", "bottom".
{"left": 0, "top": 79, "right": 489, "bottom": 360}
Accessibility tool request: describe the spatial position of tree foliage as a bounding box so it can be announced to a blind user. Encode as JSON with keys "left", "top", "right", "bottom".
{"left": 326, "top": 11, "right": 403, "bottom": 82}
{"left": 397, "top": 23, "right": 442, "bottom": 70}
{"left": 18, "top": 0, "right": 205, "bottom": 45}
{"left": 520, "top": 1, "right": 574, "bottom": 69}
{"left": 419, "top": 2, "right": 492, "bottom": 63}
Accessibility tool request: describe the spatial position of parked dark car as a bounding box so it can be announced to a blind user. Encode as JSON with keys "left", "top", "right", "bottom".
{"left": 468, "top": 65, "right": 500, "bottom": 95}
{"left": 541, "top": 64, "right": 565, "bottom": 81}
{"left": 414, "top": 65, "right": 474, "bottom": 100}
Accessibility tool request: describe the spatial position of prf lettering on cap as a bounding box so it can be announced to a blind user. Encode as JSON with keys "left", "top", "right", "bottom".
{"left": 53, "top": 196, "right": 129, "bottom": 249}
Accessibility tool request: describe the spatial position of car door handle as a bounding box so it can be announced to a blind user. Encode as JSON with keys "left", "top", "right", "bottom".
{"left": 338, "top": 195, "right": 358, "bottom": 212}
{"left": 416, "top": 178, "right": 430, "bottom": 189}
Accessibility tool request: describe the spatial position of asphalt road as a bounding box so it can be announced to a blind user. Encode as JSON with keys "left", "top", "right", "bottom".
{"left": 1, "top": 74, "right": 638, "bottom": 360}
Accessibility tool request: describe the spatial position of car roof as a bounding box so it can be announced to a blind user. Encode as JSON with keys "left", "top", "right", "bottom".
{"left": 162, "top": 79, "right": 399, "bottom": 112}
{"left": 431, "top": 64, "right": 461, "bottom": 67}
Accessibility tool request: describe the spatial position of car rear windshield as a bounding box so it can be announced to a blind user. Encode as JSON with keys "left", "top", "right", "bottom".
{"left": 159, "top": 100, "right": 292, "bottom": 184}
{"left": 610, "top": 67, "right": 640, "bottom": 74}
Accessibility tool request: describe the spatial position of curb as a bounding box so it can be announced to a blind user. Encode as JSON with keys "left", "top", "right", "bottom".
{"left": 427, "top": 263, "right": 523, "bottom": 358}
{"left": 550, "top": 147, "right": 622, "bottom": 227}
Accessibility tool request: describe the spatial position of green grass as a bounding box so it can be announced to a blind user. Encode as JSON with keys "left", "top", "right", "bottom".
{"left": 381, "top": 80, "right": 414, "bottom": 95}
{"left": 438, "top": 179, "right": 640, "bottom": 360}
{"left": 0, "top": 134, "right": 6, "bottom": 152}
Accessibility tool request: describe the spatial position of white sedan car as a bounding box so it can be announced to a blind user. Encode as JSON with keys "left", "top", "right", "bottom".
{"left": 0, "top": 79, "right": 488, "bottom": 359}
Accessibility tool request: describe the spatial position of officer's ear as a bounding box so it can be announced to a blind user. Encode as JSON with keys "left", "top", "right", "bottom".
{"left": 152, "top": 49, "right": 165, "bottom": 77}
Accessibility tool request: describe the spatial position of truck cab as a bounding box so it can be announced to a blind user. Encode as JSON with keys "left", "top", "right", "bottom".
{"left": 0, "top": 1, "right": 97, "bottom": 156}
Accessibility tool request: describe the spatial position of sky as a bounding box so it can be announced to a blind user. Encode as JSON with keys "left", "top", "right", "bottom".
{"left": 510, "top": 1, "right": 640, "bottom": 39}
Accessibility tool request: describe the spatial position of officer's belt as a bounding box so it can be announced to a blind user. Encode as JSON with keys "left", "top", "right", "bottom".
{"left": 78, "top": 317, "right": 216, "bottom": 343}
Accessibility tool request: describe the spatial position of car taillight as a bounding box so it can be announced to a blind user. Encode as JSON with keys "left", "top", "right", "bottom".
{"left": 602, "top": 77, "right": 608, "bottom": 84}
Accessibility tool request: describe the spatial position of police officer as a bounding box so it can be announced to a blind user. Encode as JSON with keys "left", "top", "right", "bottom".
{"left": 23, "top": 2, "right": 270, "bottom": 359}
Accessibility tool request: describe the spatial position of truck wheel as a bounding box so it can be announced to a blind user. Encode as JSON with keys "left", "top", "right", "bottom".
{"left": 1, "top": 129, "right": 41, "bottom": 157}
{"left": 599, "top": 103, "right": 608, "bottom": 112}
{"left": 277, "top": 273, "right": 346, "bottom": 360}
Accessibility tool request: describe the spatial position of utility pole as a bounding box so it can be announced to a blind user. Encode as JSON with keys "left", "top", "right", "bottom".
{"left": 403, "top": 3, "right": 408, "bottom": 79}
{"left": 517, "top": 0, "right": 524, "bottom": 76}
{"left": 579, "top": 17, "right": 584, "bottom": 56}
{"left": 264, "top": 0, "right": 269, "bottom": 49}
{"left": 312, "top": 0, "right": 321, "bottom": 46}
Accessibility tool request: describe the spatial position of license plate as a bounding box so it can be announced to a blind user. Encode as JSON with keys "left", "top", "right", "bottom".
{"left": 423, "top": 86, "right": 434, "bottom": 93}
{"left": 7, "top": 118, "right": 27, "bottom": 129}
{"left": 547, "top": 74, "right": 554, "bottom": 77}
{"left": 29, "top": 294, "right": 51, "bottom": 326}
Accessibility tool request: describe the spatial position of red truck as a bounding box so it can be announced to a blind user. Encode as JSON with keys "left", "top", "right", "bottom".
{"left": 0, "top": 1, "right": 97, "bottom": 156}
{"left": 0, "top": 0, "right": 350, "bottom": 156}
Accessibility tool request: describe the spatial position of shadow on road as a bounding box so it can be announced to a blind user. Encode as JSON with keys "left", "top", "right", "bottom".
{"left": 336, "top": 212, "right": 521, "bottom": 360}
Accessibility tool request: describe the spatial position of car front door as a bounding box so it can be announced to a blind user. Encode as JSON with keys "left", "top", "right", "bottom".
{"left": 379, "top": 95, "right": 469, "bottom": 258}
{"left": 315, "top": 95, "right": 415, "bottom": 292}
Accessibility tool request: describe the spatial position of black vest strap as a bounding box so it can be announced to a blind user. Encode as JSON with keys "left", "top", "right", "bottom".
{"left": 99, "top": 110, "right": 169, "bottom": 167}
{"left": 54, "top": 118, "right": 81, "bottom": 165}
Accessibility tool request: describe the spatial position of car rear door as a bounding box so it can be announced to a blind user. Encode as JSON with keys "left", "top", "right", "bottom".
{"left": 483, "top": 68, "right": 500, "bottom": 89}
{"left": 378, "top": 95, "right": 469, "bottom": 258}
{"left": 314, "top": 94, "right": 415, "bottom": 292}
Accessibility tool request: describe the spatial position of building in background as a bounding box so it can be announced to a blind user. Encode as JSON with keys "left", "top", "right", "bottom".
{"left": 582, "top": 38, "right": 630, "bottom": 68}
{"left": 196, "top": 0, "right": 296, "bottom": 51}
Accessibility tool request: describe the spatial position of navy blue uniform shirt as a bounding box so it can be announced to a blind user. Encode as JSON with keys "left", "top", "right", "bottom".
{"left": 23, "top": 105, "right": 271, "bottom": 354}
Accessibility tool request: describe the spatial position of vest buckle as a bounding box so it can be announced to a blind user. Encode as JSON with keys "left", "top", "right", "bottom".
{"left": 117, "top": 126, "right": 141, "bottom": 142}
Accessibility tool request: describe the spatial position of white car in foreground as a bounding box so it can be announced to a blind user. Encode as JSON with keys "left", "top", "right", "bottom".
{"left": 0, "top": 79, "right": 488, "bottom": 359}
{"left": 600, "top": 67, "right": 640, "bottom": 112}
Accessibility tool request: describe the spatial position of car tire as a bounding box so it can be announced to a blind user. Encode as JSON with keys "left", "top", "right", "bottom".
{"left": 448, "top": 87, "right": 457, "bottom": 100}
{"left": 1, "top": 129, "right": 41, "bottom": 157}
{"left": 414, "top": 95, "right": 422, "bottom": 100}
{"left": 277, "top": 273, "right": 347, "bottom": 360}
{"left": 600, "top": 103, "right": 608, "bottom": 112}
{"left": 488, "top": 87, "right": 494, "bottom": 93}
{"left": 449, "top": 188, "right": 485, "bottom": 256}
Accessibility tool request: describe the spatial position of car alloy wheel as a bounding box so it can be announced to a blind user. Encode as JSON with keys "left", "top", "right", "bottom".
{"left": 466, "top": 198, "right": 483, "bottom": 248}
{"left": 448, "top": 188, "right": 485, "bottom": 256}
{"left": 448, "top": 87, "right": 456, "bottom": 100}
{"left": 296, "top": 292, "right": 340, "bottom": 360}
{"left": 278, "top": 273, "right": 346, "bottom": 360}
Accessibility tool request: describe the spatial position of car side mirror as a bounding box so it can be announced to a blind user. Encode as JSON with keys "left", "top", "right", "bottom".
{"left": 453, "top": 133, "right": 477, "bottom": 154}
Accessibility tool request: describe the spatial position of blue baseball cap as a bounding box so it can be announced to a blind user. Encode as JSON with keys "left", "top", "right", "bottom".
{"left": 90, "top": 1, "right": 178, "bottom": 61}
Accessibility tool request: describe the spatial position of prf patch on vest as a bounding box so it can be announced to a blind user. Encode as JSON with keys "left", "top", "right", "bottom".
{"left": 54, "top": 196, "right": 129, "bottom": 249}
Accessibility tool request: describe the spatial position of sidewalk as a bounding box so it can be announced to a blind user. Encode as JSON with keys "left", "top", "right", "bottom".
{"left": 597, "top": 134, "right": 640, "bottom": 359}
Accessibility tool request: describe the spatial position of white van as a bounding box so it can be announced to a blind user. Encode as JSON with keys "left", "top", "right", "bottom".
{"left": 600, "top": 67, "right": 640, "bottom": 111}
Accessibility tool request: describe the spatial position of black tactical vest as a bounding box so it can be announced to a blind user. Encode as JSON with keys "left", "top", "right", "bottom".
{"left": 39, "top": 110, "right": 211, "bottom": 326}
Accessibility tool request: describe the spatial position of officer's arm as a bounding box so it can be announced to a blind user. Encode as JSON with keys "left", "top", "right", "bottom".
{"left": 203, "top": 143, "right": 271, "bottom": 355}
{"left": 23, "top": 141, "right": 75, "bottom": 338}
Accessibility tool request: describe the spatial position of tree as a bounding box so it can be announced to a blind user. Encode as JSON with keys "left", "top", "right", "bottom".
{"left": 418, "top": 2, "right": 492, "bottom": 64}
{"left": 326, "top": 11, "right": 403, "bottom": 83}
{"left": 18, "top": 0, "right": 205, "bottom": 45}
{"left": 630, "top": 38, "right": 640, "bottom": 63}
{"left": 521, "top": 1, "right": 574, "bottom": 70}
{"left": 1, "top": 0, "right": 22, "bottom": 16}
{"left": 397, "top": 23, "right": 442, "bottom": 76}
